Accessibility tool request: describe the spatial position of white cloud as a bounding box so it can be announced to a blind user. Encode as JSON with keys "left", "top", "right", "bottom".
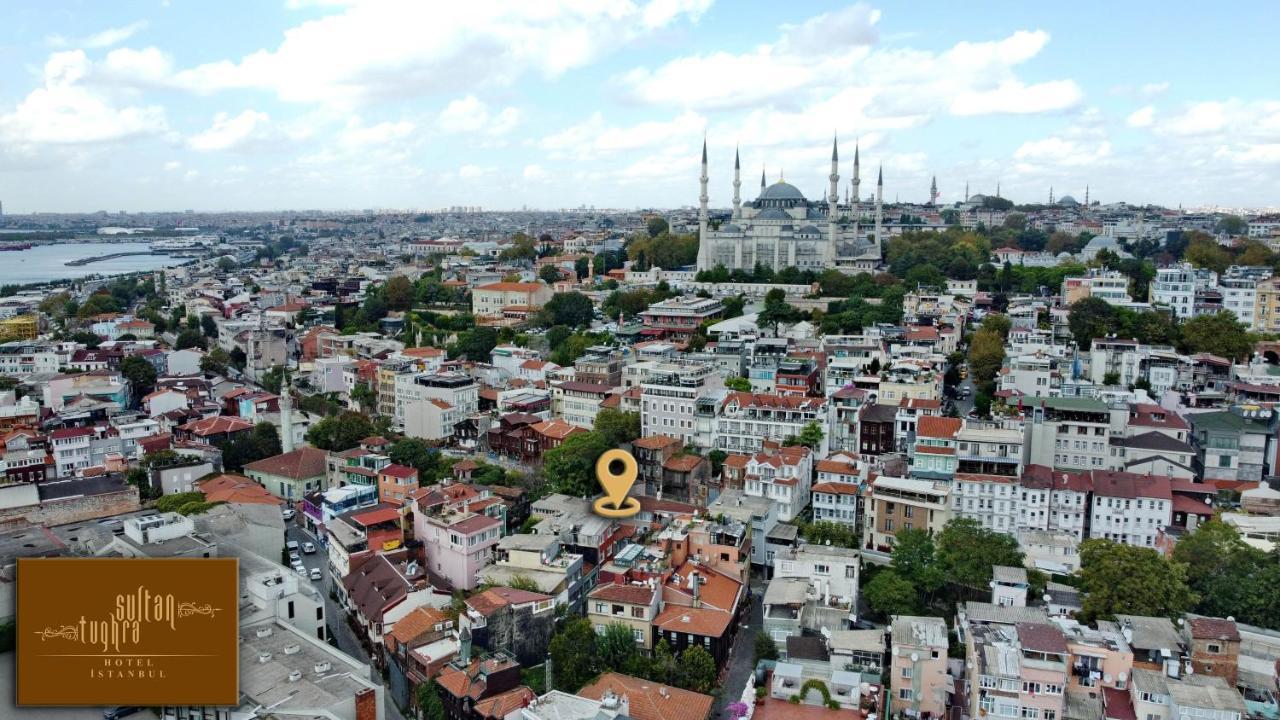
{"left": 436, "top": 96, "right": 520, "bottom": 136}
{"left": 541, "top": 110, "right": 705, "bottom": 159}
{"left": 84, "top": 21, "right": 149, "bottom": 49}
{"left": 1140, "top": 82, "right": 1170, "bottom": 97}
{"left": 159, "top": 1, "right": 709, "bottom": 105}
{"left": 1014, "top": 136, "right": 1112, "bottom": 167}
{"left": 950, "top": 79, "right": 1082, "bottom": 116}
{"left": 1127, "top": 106, "right": 1155, "bottom": 128}
{"left": 0, "top": 51, "right": 168, "bottom": 145}
{"left": 163, "top": 160, "right": 181, "bottom": 171}
{"left": 457, "top": 164, "right": 491, "bottom": 180}
{"left": 523, "top": 164, "right": 548, "bottom": 181}
{"left": 187, "top": 110, "right": 273, "bottom": 151}
{"left": 1157, "top": 101, "right": 1230, "bottom": 136}
{"left": 100, "top": 47, "right": 174, "bottom": 85}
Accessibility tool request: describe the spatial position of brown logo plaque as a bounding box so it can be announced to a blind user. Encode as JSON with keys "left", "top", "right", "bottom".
{"left": 16, "top": 558, "right": 239, "bottom": 706}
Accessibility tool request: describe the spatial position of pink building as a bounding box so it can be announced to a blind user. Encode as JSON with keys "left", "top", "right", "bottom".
{"left": 966, "top": 622, "right": 1070, "bottom": 720}
{"left": 418, "top": 509, "right": 501, "bottom": 592}
{"left": 890, "top": 615, "right": 950, "bottom": 720}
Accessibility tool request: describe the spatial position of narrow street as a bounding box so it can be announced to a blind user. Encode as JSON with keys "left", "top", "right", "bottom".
{"left": 285, "top": 521, "right": 412, "bottom": 720}
{"left": 716, "top": 578, "right": 765, "bottom": 718}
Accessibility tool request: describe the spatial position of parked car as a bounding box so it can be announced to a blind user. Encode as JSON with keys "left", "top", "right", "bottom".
{"left": 309, "top": 567, "right": 322, "bottom": 581}
{"left": 289, "top": 552, "right": 301, "bottom": 564}
{"left": 286, "top": 540, "right": 299, "bottom": 552}
{"left": 104, "top": 708, "right": 142, "bottom": 720}
{"left": 281, "top": 508, "right": 296, "bottom": 521}
{"left": 302, "top": 542, "right": 316, "bottom": 554}
{"left": 294, "top": 564, "right": 308, "bottom": 578}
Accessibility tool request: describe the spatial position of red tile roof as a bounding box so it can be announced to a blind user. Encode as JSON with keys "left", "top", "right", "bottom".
{"left": 243, "top": 446, "right": 328, "bottom": 480}
{"left": 197, "top": 473, "right": 279, "bottom": 504}
{"left": 177, "top": 415, "right": 253, "bottom": 436}
{"left": 579, "top": 673, "right": 714, "bottom": 720}
{"left": 917, "top": 415, "right": 961, "bottom": 439}
{"left": 465, "top": 586, "right": 553, "bottom": 616}
{"left": 589, "top": 583, "right": 655, "bottom": 605}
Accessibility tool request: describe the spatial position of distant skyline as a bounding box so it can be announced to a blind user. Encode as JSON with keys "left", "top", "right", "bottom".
{"left": 1, "top": 1, "right": 1278, "bottom": 213}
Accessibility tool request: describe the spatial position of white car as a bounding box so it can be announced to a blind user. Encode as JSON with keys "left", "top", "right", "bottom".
{"left": 302, "top": 542, "right": 316, "bottom": 554}
{"left": 294, "top": 564, "right": 308, "bottom": 578}
{"left": 309, "top": 568, "right": 322, "bottom": 581}
{"left": 286, "top": 540, "right": 299, "bottom": 552}
{"left": 289, "top": 552, "right": 301, "bottom": 564}
{"left": 282, "top": 508, "right": 296, "bottom": 521}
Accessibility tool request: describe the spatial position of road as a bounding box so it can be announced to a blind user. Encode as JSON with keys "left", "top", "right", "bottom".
{"left": 715, "top": 579, "right": 765, "bottom": 718}
{"left": 285, "top": 520, "right": 411, "bottom": 720}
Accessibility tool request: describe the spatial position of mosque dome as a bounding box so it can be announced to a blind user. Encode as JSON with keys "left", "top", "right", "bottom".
{"left": 756, "top": 208, "right": 791, "bottom": 220}
{"left": 1057, "top": 195, "right": 1079, "bottom": 206}
{"left": 759, "top": 181, "right": 806, "bottom": 201}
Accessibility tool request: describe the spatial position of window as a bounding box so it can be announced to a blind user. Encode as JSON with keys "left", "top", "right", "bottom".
{"left": 901, "top": 666, "right": 913, "bottom": 679}
{"left": 814, "top": 564, "right": 830, "bottom": 575}
{"left": 1022, "top": 709, "right": 1039, "bottom": 719}
{"left": 979, "top": 676, "right": 997, "bottom": 690}
{"left": 1207, "top": 643, "right": 1221, "bottom": 653}
{"left": 1000, "top": 679, "right": 1020, "bottom": 692}
{"left": 1043, "top": 712, "right": 1056, "bottom": 720}
{"left": 316, "top": 607, "right": 323, "bottom": 621}
{"left": 287, "top": 601, "right": 294, "bottom": 619}
{"left": 899, "top": 689, "right": 913, "bottom": 701}
{"left": 632, "top": 607, "right": 645, "bottom": 619}
{"left": 1043, "top": 684, "right": 1062, "bottom": 695}
{"left": 633, "top": 628, "right": 645, "bottom": 643}
{"left": 595, "top": 602, "right": 607, "bottom": 613}
{"left": 1022, "top": 682, "right": 1040, "bottom": 694}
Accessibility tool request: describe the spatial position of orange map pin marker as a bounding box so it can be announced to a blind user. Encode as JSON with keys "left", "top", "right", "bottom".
{"left": 594, "top": 449, "right": 641, "bottom": 518}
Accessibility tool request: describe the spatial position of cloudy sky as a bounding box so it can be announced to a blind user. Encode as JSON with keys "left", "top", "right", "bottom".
{"left": 1, "top": 0, "right": 1277, "bottom": 213}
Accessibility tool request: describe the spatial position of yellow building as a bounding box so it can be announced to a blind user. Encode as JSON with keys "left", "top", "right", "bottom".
{"left": 0, "top": 315, "right": 38, "bottom": 342}
{"left": 1254, "top": 276, "right": 1280, "bottom": 333}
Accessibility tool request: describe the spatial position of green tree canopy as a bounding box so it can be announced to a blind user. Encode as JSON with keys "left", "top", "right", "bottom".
{"left": 676, "top": 646, "right": 717, "bottom": 694}
{"left": 541, "top": 431, "right": 610, "bottom": 497}
{"left": 1177, "top": 312, "right": 1255, "bottom": 361}
{"left": 594, "top": 408, "right": 641, "bottom": 446}
{"left": 936, "top": 518, "right": 1025, "bottom": 590}
{"left": 547, "top": 617, "right": 600, "bottom": 692}
{"left": 120, "top": 355, "right": 158, "bottom": 402}
{"left": 864, "top": 569, "right": 918, "bottom": 618}
{"left": 1067, "top": 297, "right": 1118, "bottom": 351}
{"left": 1078, "top": 539, "right": 1197, "bottom": 623}
{"left": 724, "top": 376, "right": 752, "bottom": 392}
{"left": 306, "top": 411, "right": 376, "bottom": 452}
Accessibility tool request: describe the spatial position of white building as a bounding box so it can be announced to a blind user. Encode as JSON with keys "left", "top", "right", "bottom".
{"left": 715, "top": 392, "right": 828, "bottom": 455}
{"left": 1150, "top": 264, "right": 1199, "bottom": 319}
{"left": 811, "top": 452, "right": 865, "bottom": 530}
{"left": 741, "top": 446, "right": 813, "bottom": 522}
{"left": 772, "top": 544, "right": 860, "bottom": 609}
{"left": 638, "top": 360, "right": 722, "bottom": 448}
{"left": 1089, "top": 471, "right": 1172, "bottom": 549}
{"left": 1017, "top": 465, "right": 1092, "bottom": 541}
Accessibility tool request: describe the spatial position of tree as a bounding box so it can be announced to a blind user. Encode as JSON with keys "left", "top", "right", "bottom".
{"left": 1216, "top": 214, "right": 1246, "bottom": 236}
{"left": 538, "top": 264, "right": 563, "bottom": 284}
{"left": 967, "top": 327, "right": 1005, "bottom": 391}
{"left": 935, "top": 518, "right": 1024, "bottom": 590}
{"left": 70, "top": 330, "right": 101, "bottom": 349}
{"left": 789, "top": 421, "right": 825, "bottom": 449}
{"left": 261, "top": 366, "right": 288, "bottom": 395}
{"left": 1131, "top": 311, "right": 1178, "bottom": 346}
{"left": 229, "top": 347, "right": 246, "bottom": 370}
{"left": 201, "top": 314, "right": 218, "bottom": 338}
{"left": 539, "top": 292, "right": 594, "bottom": 328}
{"left": 864, "top": 569, "right": 918, "bottom": 617}
{"left": 575, "top": 256, "right": 591, "bottom": 280}
{"left": 389, "top": 437, "right": 438, "bottom": 475}
{"left": 594, "top": 408, "right": 641, "bottom": 446}
{"left": 350, "top": 382, "right": 376, "bottom": 411}
{"left": 450, "top": 327, "right": 499, "bottom": 361}
{"left": 216, "top": 257, "right": 237, "bottom": 272}
{"left": 890, "top": 529, "right": 943, "bottom": 595}
{"left": 677, "top": 646, "right": 717, "bottom": 694}
{"left": 306, "top": 411, "right": 376, "bottom": 452}
{"left": 724, "top": 376, "right": 752, "bottom": 392}
{"left": 1002, "top": 213, "right": 1026, "bottom": 231}
{"left": 1184, "top": 236, "right": 1233, "bottom": 274}
{"left": 415, "top": 679, "right": 446, "bottom": 720}
{"left": 754, "top": 633, "right": 780, "bottom": 662}
{"left": 1178, "top": 312, "right": 1254, "bottom": 361}
{"left": 597, "top": 623, "right": 640, "bottom": 673}
{"left": 541, "top": 431, "right": 610, "bottom": 497}
{"left": 981, "top": 313, "right": 1012, "bottom": 339}
{"left": 1172, "top": 521, "right": 1280, "bottom": 629}
{"left": 120, "top": 356, "right": 158, "bottom": 402}
{"left": 547, "top": 618, "right": 599, "bottom": 692}
{"left": 249, "top": 422, "right": 282, "bottom": 460}
{"left": 646, "top": 217, "right": 669, "bottom": 238}
{"left": 1078, "top": 539, "right": 1196, "bottom": 622}
{"left": 125, "top": 467, "right": 158, "bottom": 501}
{"left": 385, "top": 275, "right": 413, "bottom": 311}
{"left": 201, "top": 347, "right": 230, "bottom": 376}
{"left": 175, "top": 329, "right": 206, "bottom": 350}
{"left": 1068, "top": 297, "right": 1118, "bottom": 351}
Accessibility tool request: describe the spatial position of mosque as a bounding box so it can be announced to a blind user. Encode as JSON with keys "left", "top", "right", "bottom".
{"left": 694, "top": 138, "right": 884, "bottom": 273}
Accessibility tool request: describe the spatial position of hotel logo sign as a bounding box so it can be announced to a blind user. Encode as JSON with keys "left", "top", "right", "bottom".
{"left": 17, "top": 558, "right": 238, "bottom": 706}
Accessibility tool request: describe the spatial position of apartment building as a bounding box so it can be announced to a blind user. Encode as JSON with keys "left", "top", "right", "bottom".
{"left": 965, "top": 623, "right": 1069, "bottom": 720}
{"left": 863, "top": 476, "right": 951, "bottom": 551}
{"left": 1089, "top": 471, "right": 1172, "bottom": 549}
{"left": 1024, "top": 396, "right": 1120, "bottom": 471}
{"left": 911, "top": 415, "right": 961, "bottom": 481}
{"left": 1017, "top": 465, "right": 1092, "bottom": 541}
{"left": 1149, "top": 264, "right": 1199, "bottom": 318}
{"left": 715, "top": 392, "right": 828, "bottom": 455}
{"left": 585, "top": 581, "right": 661, "bottom": 651}
{"left": 812, "top": 451, "right": 864, "bottom": 530}
{"left": 401, "top": 372, "right": 478, "bottom": 441}
{"left": 739, "top": 445, "right": 813, "bottom": 522}
{"left": 1253, "top": 275, "right": 1280, "bottom": 333}
{"left": 553, "top": 381, "right": 612, "bottom": 429}
{"left": 639, "top": 360, "right": 722, "bottom": 448}
{"left": 890, "top": 616, "right": 950, "bottom": 720}
{"left": 1062, "top": 270, "right": 1133, "bottom": 306}
{"left": 419, "top": 509, "right": 502, "bottom": 592}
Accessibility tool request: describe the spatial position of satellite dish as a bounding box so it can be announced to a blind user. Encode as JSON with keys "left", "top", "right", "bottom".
{"left": 911, "top": 652, "right": 919, "bottom": 663}
{"left": 1118, "top": 672, "right": 1127, "bottom": 682}
{"left": 1104, "top": 674, "right": 1112, "bottom": 683}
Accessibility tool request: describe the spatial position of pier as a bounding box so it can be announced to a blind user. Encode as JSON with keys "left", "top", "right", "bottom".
{"left": 65, "top": 251, "right": 155, "bottom": 267}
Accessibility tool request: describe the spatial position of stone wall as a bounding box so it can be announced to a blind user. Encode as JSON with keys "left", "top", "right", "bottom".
{"left": 481, "top": 604, "right": 555, "bottom": 666}
{"left": 0, "top": 487, "right": 140, "bottom": 528}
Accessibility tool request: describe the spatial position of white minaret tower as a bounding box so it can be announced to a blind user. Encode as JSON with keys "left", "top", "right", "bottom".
{"left": 874, "top": 166, "right": 884, "bottom": 256}
{"left": 851, "top": 143, "right": 861, "bottom": 244}
{"left": 826, "top": 135, "right": 840, "bottom": 264}
{"left": 930, "top": 176, "right": 939, "bottom": 206}
{"left": 695, "top": 139, "right": 711, "bottom": 271}
{"left": 732, "top": 146, "right": 741, "bottom": 220}
{"left": 280, "top": 370, "right": 295, "bottom": 453}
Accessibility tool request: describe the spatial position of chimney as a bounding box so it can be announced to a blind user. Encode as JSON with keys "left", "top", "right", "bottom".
{"left": 354, "top": 687, "right": 377, "bottom": 720}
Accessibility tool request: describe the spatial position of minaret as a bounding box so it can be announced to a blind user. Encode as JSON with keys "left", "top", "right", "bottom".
{"left": 732, "top": 146, "right": 741, "bottom": 220}
{"left": 760, "top": 165, "right": 766, "bottom": 192}
{"left": 280, "top": 370, "right": 294, "bottom": 453}
{"left": 1085, "top": 185, "right": 1090, "bottom": 206}
{"left": 996, "top": 181, "right": 1001, "bottom": 198}
{"left": 695, "top": 139, "right": 711, "bottom": 271}
{"left": 851, "top": 143, "right": 861, "bottom": 243}
{"left": 826, "top": 135, "right": 840, "bottom": 264}
{"left": 965, "top": 181, "right": 969, "bottom": 202}
{"left": 930, "top": 175, "right": 938, "bottom": 206}
{"left": 1049, "top": 187, "right": 1055, "bottom": 205}
{"left": 874, "top": 166, "right": 884, "bottom": 256}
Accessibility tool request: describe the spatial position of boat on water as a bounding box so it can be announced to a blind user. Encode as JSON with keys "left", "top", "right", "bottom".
{"left": 0, "top": 244, "right": 33, "bottom": 251}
